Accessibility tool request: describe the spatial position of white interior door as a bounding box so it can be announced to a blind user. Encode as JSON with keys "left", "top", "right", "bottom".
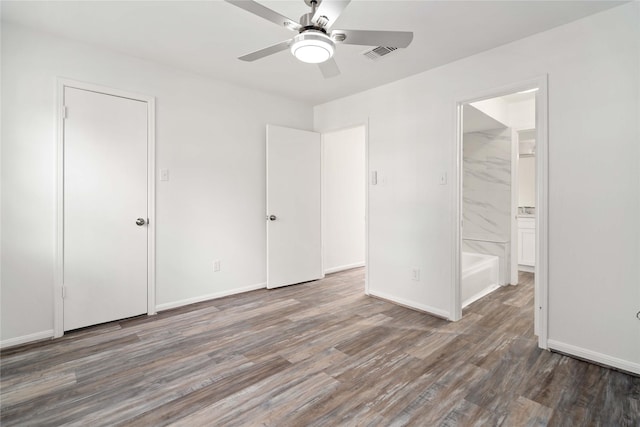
{"left": 266, "top": 125, "right": 322, "bottom": 289}
{"left": 63, "top": 87, "right": 148, "bottom": 331}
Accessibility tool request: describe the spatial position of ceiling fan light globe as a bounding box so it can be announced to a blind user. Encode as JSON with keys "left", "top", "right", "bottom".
{"left": 290, "top": 32, "right": 335, "bottom": 64}
{"left": 293, "top": 43, "right": 333, "bottom": 63}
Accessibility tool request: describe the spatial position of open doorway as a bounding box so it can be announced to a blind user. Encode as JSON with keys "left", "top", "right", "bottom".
{"left": 321, "top": 125, "right": 367, "bottom": 288}
{"left": 454, "top": 79, "right": 548, "bottom": 348}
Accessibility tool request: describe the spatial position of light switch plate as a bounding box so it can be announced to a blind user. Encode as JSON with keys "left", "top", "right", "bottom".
{"left": 160, "top": 169, "right": 170, "bottom": 181}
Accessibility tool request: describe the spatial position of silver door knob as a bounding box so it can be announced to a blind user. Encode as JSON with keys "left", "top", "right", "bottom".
{"left": 136, "top": 218, "right": 146, "bottom": 226}
{"left": 268, "top": 215, "right": 277, "bottom": 221}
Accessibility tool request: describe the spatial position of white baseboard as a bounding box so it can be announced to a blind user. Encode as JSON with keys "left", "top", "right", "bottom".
{"left": 1, "top": 284, "right": 270, "bottom": 347}
{"left": 518, "top": 265, "right": 534, "bottom": 273}
{"left": 547, "top": 339, "right": 640, "bottom": 375}
{"left": 324, "top": 262, "right": 365, "bottom": 275}
{"left": 156, "top": 282, "right": 267, "bottom": 312}
{"left": 1, "top": 330, "right": 54, "bottom": 349}
{"left": 368, "top": 289, "right": 450, "bottom": 320}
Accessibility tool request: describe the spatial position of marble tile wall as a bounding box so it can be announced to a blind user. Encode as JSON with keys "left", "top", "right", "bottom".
{"left": 463, "top": 128, "right": 512, "bottom": 284}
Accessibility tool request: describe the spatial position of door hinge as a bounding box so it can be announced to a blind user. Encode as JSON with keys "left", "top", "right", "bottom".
{"left": 62, "top": 286, "right": 67, "bottom": 299}
{"left": 62, "top": 106, "right": 68, "bottom": 120}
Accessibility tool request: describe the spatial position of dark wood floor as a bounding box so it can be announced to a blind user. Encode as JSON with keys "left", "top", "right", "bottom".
{"left": 1, "top": 269, "right": 638, "bottom": 426}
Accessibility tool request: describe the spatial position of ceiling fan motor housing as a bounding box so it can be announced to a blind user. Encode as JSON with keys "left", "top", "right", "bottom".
{"left": 298, "top": 12, "right": 327, "bottom": 31}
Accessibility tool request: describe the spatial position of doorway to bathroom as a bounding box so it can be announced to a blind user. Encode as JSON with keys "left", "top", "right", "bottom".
{"left": 453, "top": 78, "right": 548, "bottom": 348}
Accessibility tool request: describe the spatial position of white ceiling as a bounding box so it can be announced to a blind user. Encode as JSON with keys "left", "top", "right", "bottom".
{"left": 463, "top": 104, "right": 506, "bottom": 133}
{"left": 500, "top": 91, "right": 537, "bottom": 104}
{"left": 1, "top": 0, "right": 624, "bottom": 105}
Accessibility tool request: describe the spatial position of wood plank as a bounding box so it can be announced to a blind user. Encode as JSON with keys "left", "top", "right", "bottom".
{"left": 500, "top": 396, "right": 553, "bottom": 426}
{"left": 1, "top": 269, "right": 639, "bottom": 426}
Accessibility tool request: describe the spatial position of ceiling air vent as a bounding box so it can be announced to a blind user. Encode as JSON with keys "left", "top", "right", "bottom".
{"left": 363, "top": 46, "right": 398, "bottom": 61}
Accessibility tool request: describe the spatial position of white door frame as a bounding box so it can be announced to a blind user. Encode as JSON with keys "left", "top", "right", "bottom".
{"left": 319, "top": 121, "right": 370, "bottom": 295}
{"left": 510, "top": 128, "right": 520, "bottom": 286}
{"left": 54, "top": 78, "right": 156, "bottom": 338}
{"left": 452, "top": 75, "right": 549, "bottom": 349}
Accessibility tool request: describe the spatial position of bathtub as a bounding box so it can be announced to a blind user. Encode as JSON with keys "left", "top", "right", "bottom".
{"left": 462, "top": 252, "right": 500, "bottom": 308}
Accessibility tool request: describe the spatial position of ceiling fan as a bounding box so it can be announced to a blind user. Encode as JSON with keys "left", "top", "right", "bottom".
{"left": 225, "top": 0, "right": 413, "bottom": 78}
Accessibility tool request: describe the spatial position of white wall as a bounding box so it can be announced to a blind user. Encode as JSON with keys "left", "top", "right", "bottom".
{"left": 518, "top": 157, "right": 536, "bottom": 207}
{"left": 508, "top": 98, "right": 536, "bottom": 130}
{"left": 0, "top": 23, "right": 313, "bottom": 345}
{"left": 473, "top": 97, "right": 535, "bottom": 130}
{"left": 470, "top": 97, "right": 509, "bottom": 126}
{"left": 322, "top": 126, "right": 365, "bottom": 274}
{"left": 315, "top": 3, "right": 640, "bottom": 371}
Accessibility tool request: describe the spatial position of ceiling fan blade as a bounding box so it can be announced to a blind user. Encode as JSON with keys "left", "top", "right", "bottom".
{"left": 318, "top": 58, "right": 341, "bottom": 79}
{"left": 312, "top": 0, "right": 351, "bottom": 29}
{"left": 331, "top": 29, "right": 413, "bottom": 48}
{"left": 239, "top": 40, "right": 292, "bottom": 62}
{"left": 225, "top": 0, "right": 301, "bottom": 32}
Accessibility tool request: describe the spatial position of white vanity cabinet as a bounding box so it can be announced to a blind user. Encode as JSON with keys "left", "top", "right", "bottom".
{"left": 518, "top": 217, "right": 535, "bottom": 268}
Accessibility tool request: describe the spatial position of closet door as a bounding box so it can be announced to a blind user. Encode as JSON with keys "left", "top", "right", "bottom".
{"left": 266, "top": 124, "right": 323, "bottom": 289}
{"left": 63, "top": 87, "right": 148, "bottom": 330}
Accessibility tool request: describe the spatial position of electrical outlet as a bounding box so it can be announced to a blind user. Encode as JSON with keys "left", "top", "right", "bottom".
{"left": 439, "top": 172, "right": 447, "bottom": 185}
{"left": 412, "top": 268, "right": 420, "bottom": 281}
{"left": 213, "top": 260, "right": 221, "bottom": 272}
